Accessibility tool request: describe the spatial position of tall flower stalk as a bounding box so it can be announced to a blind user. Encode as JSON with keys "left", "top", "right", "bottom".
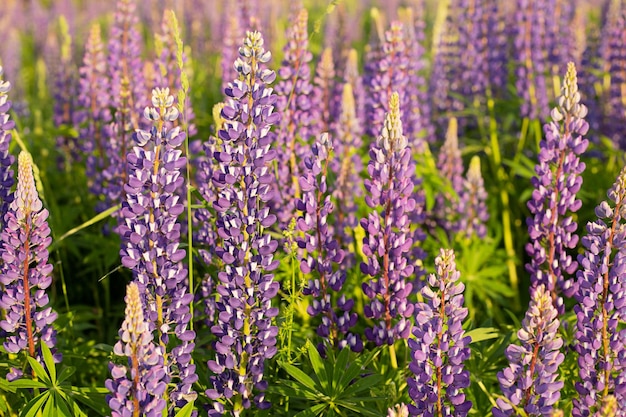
{"left": 361, "top": 92, "right": 415, "bottom": 357}
{"left": 573, "top": 166, "right": 626, "bottom": 416}
{"left": 408, "top": 249, "right": 472, "bottom": 417}
{"left": 525, "top": 62, "right": 589, "bottom": 312}
{"left": 106, "top": 282, "right": 168, "bottom": 417}
{"left": 297, "top": 133, "right": 362, "bottom": 353}
{"left": 75, "top": 24, "right": 112, "bottom": 203}
{"left": 273, "top": 8, "right": 317, "bottom": 226}
{"left": 0, "top": 151, "right": 58, "bottom": 380}
{"left": 206, "top": 31, "right": 280, "bottom": 416}
{"left": 494, "top": 284, "right": 564, "bottom": 417}
{"left": 119, "top": 87, "right": 197, "bottom": 411}
{"left": 0, "top": 65, "right": 15, "bottom": 229}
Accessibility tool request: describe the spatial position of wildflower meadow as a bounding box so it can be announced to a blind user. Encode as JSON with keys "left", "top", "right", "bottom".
{"left": 1, "top": 0, "right": 626, "bottom": 416}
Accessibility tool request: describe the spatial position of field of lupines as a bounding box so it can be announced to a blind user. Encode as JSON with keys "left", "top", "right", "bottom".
{"left": 1, "top": 0, "right": 626, "bottom": 416}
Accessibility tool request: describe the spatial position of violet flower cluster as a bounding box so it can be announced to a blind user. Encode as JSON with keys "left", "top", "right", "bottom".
{"left": 399, "top": 5, "right": 434, "bottom": 146}
{"left": 360, "top": 92, "right": 415, "bottom": 346}
{"left": 118, "top": 87, "right": 197, "bottom": 411}
{"left": 459, "top": 156, "right": 489, "bottom": 239}
{"left": 313, "top": 48, "right": 336, "bottom": 135}
{"left": 0, "top": 66, "right": 15, "bottom": 229}
{"left": 75, "top": 24, "right": 112, "bottom": 203}
{"left": 106, "top": 282, "right": 168, "bottom": 417}
{"left": 364, "top": 19, "right": 409, "bottom": 139}
{"left": 100, "top": 0, "right": 147, "bottom": 221}
{"left": 525, "top": 62, "right": 589, "bottom": 312}
{"left": 434, "top": 117, "right": 465, "bottom": 237}
{"left": 606, "top": 13, "right": 626, "bottom": 150}
{"left": 513, "top": 0, "right": 549, "bottom": 120}
{"left": 573, "top": 166, "right": 626, "bottom": 417}
{"left": 408, "top": 249, "right": 472, "bottom": 417}
{"left": 0, "top": 152, "right": 58, "bottom": 380}
{"left": 494, "top": 284, "right": 564, "bottom": 417}
{"left": 51, "top": 17, "right": 79, "bottom": 167}
{"left": 273, "top": 8, "right": 318, "bottom": 227}
{"left": 330, "top": 83, "right": 363, "bottom": 267}
{"left": 297, "top": 132, "right": 362, "bottom": 353}
{"left": 206, "top": 31, "right": 280, "bottom": 416}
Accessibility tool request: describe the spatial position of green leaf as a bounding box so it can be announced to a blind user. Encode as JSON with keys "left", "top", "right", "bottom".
{"left": 42, "top": 391, "right": 55, "bottom": 417}
{"left": 8, "top": 379, "right": 48, "bottom": 389}
{"left": 21, "top": 391, "right": 50, "bottom": 417}
{"left": 307, "top": 342, "right": 329, "bottom": 392}
{"left": 174, "top": 401, "right": 196, "bottom": 417}
{"left": 26, "top": 356, "right": 51, "bottom": 385}
{"left": 278, "top": 362, "right": 318, "bottom": 391}
{"left": 466, "top": 327, "right": 501, "bottom": 343}
{"left": 331, "top": 347, "right": 350, "bottom": 395}
{"left": 340, "top": 373, "right": 383, "bottom": 398}
{"left": 57, "top": 366, "right": 76, "bottom": 384}
{"left": 50, "top": 204, "right": 121, "bottom": 251}
{"left": 40, "top": 342, "right": 56, "bottom": 383}
{"left": 292, "top": 403, "right": 327, "bottom": 417}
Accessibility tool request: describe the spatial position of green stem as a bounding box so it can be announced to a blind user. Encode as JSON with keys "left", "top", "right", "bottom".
{"left": 487, "top": 96, "right": 520, "bottom": 310}
{"left": 389, "top": 343, "right": 398, "bottom": 369}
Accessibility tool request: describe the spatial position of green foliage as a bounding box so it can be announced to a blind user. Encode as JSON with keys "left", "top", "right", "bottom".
{"left": 272, "top": 342, "right": 383, "bottom": 417}
{"left": 4, "top": 343, "right": 108, "bottom": 417}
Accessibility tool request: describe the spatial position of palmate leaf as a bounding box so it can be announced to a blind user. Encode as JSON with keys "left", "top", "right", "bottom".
{"left": 275, "top": 342, "right": 383, "bottom": 416}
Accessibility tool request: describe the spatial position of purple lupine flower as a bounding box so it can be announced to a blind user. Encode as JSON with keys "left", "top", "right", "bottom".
{"left": 399, "top": 5, "right": 434, "bottom": 145}
{"left": 313, "top": 48, "right": 336, "bottom": 135}
{"left": 429, "top": 12, "right": 463, "bottom": 132}
{"left": 331, "top": 83, "right": 363, "bottom": 268}
{"left": 101, "top": 0, "right": 148, "bottom": 221}
{"left": 220, "top": 16, "right": 242, "bottom": 95}
{"left": 75, "top": 24, "right": 112, "bottom": 202}
{"left": 0, "top": 152, "right": 58, "bottom": 380}
{"left": 494, "top": 284, "right": 564, "bottom": 417}
{"left": 118, "top": 87, "right": 197, "bottom": 411}
{"left": 545, "top": 0, "right": 577, "bottom": 88}
{"left": 50, "top": 16, "right": 79, "bottom": 167}
{"left": 106, "top": 282, "right": 168, "bottom": 417}
{"left": 408, "top": 248, "right": 472, "bottom": 417}
{"left": 364, "top": 19, "right": 410, "bottom": 139}
{"left": 485, "top": 0, "right": 509, "bottom": 99}
{"left": 573, "top": 166, "right": 626, "bottom": 417}
{"left": 513, "top": 0, "right": 550, "bottom": 120}
{"left": 297, "top": 132, "right": 362, "bottom": 353}
{"left": 361, "top": 92, "right": 415, "bottom": 346}
{"left": 0, "top": 66, "right": 15, "bottom": 230}
{"left": 459, "top": 156, "right": 489, "bottom": 239}
{"left": 605, "top": 13, "right": 626, "bottom": 150}
{"left": 525, "top": 62, "right": 589, "bottom": 312}
{"left": 206, "top": 31, "right": 280, "bottom": 416}
{"left": 194, "top": 103, "right": 225, "bottom": 326}
{"left": 433, "top": 117, "right": 465, "bottom": 237}
{"left": 273, "top": 8, "right": 317, "bottom": 227}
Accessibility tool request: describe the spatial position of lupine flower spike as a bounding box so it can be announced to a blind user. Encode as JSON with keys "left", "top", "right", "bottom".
{"left": 274, "top": 9, "right": 317, "bottom": 227}
{"left": 573, "top": 166, "right": 626, "bottom": 416}
{"left": 106, "top": 282, "right": 168, "bottom": 417}
{"left": 0, "top": 65, "right": 15, "bottom": 229}
{"left": 297, "top": 132, "right": 362, "bottom": 353}
{"left": 459, "top": 156, "right": 489, "bottom": 240}
{"left": 76, "top": 24, "right": 112, "bottom": 207}
{"left": 526, "top": 62, "right": 589, "bottom": 313}
{"left": 119, "top": 87, "right": 197, "bottom": 411}
{"left": 361, "top": 92, "right": 415, "bottom": 351}
{"left": 206, "top": 30, "right": 281, "bottom": 416}
{"left": 408, "top": 248, "right": 472, "bottom": 417}
{"left": 0, "top": 151, "right": 58, "bottom": 381}
{"left": 494, "top": 284, "right": 564, "bottom": 417}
